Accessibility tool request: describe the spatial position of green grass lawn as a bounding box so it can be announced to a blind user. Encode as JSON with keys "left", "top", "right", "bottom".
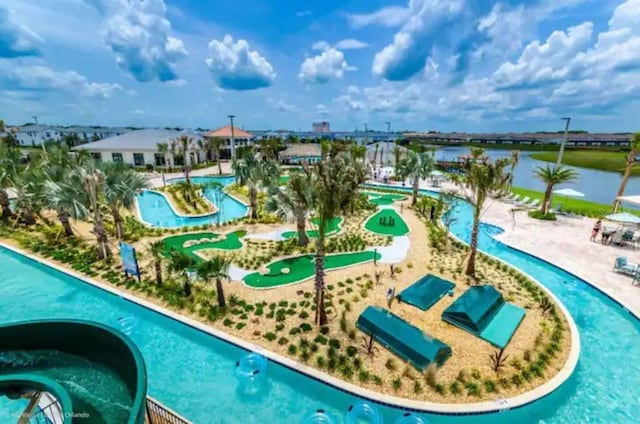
{"left": 281, "top": 217, "right": 342, "bottom": 240}
{"left": 243, "top": 251, "right": 380, "bottom": 288}
{"left": 364, "top": 209, "right": 409, "bottom": 236}
{"left": 530, "top": 150, "right": 640, "bottom": 175}
{"left": 510, "top": 187, "right": 639, "bottom": 218}
{"left": 362, "top": 192, "right": 407, "bottom": 206}
{"left": 162, "top": 230, "right": 247, "bottom": 261}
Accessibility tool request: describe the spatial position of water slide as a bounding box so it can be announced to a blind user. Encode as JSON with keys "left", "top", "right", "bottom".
{"left": 0, "top": 320, "right": 147, "bottom": 424}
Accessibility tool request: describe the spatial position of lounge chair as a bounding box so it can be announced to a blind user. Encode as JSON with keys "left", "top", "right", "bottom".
{"left": 526, "top": 199, "right": 541, "bottom": 209}
{"left": 515, "top": 196, "right": 531, "bottom": 207}
{"left": 503, "top": 193, "right": 519, "bottom": 204}
{"left": 613, "top": 256, "right": 638, "bottom": 276}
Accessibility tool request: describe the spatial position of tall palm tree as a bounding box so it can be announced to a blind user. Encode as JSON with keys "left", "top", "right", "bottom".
{"left": 233, "top": 150, "right": 279, "bottom": 219}
{"left": 0, "top": 142, "right": 20, "bottom": 218}
{"left": 172, "top": 135, "right": 195, "bottom": 184}
{"left": 613, "top": 132, "right": 640, "bottom": 212}
{"left": 102, "top": 162, "right": 148, "bottom": 239}
{"left": 12, "top": 165, "right": 46, "bottom": 225}
{"left": 44, "top": 179, "right": 88, "bottom": 237}
{"left": 393, "top": 144, "right": 403, "bottom": 168}
{"left": 456, "top": 158, "right": 511, "bottom": 277}
{"left": 310, "top": 154, "right": 366, "bottom": 325}
{"left": 167, "top": 250, "right": 195, "bottom": 297}
{"left": 157, "top": 142, "right": 170, "bottom": 170}
{"left": 372, "top": 143, "right": 379, "bottom": 168}
{"left": 196, "top": 256, "right": 231, "bottom": 307}
{"left": 265, "top": 171, "right": 314, "bottom": 246}
{"left": 535, "top": 165, "right": 578, "bottom": 214}
{"left": 148, "top": 240, "right": 165, "bottom": 286}
{"left": 507, "top": 150, "right": 520, "bottom": 190}
{"left": 77, "top": 162, "right": 111, "bottom": 259}
{"left": 211, "top": 137, "right": 223, "bottom": 175}
{"left": 398, "top": 150, "right": 435, "bottom": 205}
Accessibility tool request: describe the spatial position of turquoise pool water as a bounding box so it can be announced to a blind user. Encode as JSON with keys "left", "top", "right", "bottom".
{"left": 135, "top": 176, "right": 247, "bottom": 228}
{"left": 1, "top": 186, "right": 639, "bottom": 423}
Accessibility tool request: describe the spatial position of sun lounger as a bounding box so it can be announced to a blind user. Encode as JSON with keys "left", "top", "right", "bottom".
{"left": 526, "top": 199, "right": 541, "bottom": 209}
{"left": 515, "top": 196, "right": 531, "bottom": 207}
{"left": 505, "top": 194, "right": 521, "bottom": 204}
{"left": 613, "top": 256, "right": 638, "bottom": 276}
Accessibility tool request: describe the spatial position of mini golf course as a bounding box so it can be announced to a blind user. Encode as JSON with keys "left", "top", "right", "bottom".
{"left": 364, "top": 209, "right": 409, "bottom": 236}
{"left": 363, "top": 191, "right": 407, "bottom": 206}
{"left": 243, "top": 251, "right": 381, "bottom": 288}
{"left": 162, "top": 230, "right": 246, "bottom": 262}
{"left": 281, "top": 217, "right": 342, "bottom": 240}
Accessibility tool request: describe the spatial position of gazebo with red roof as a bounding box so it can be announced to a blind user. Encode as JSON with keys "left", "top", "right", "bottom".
{"left": 204, "top": 125, "right": 254, "bottom": 159}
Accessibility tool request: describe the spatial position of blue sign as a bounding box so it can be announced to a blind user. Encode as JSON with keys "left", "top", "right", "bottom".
{"left": 119, "top": 242, "right": 140, "bottom": 280}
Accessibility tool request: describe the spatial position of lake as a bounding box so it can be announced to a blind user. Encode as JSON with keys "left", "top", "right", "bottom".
{"left": 435, "top": 146, "right": 640, "bottom": 205}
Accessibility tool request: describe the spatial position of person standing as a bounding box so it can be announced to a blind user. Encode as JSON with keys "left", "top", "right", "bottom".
{"left": 591, "top": 219, "right": 602, "bottom": 242}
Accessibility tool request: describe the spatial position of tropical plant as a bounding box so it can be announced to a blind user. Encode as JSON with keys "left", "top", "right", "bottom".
{"left": 205, "top": 181, "right": 226, "bottom": 226}
{"left": 0, "top": 142, "right": 20, "bottom": 218}
{"left": 196, "top": 256, "right": 231, "bottom": 307}
{"left": 172, "top": 135, "right": 195, "bottom": 184}
{"left": 455, "top": 155, "right": 510, "bottom": 276}
{"left": 77, "top": 162, "right": 111, "bottom": 259}
{"left": 535, "top": 165, "right": 578, "bottom": 214}
{"left": 372, "top": 143, "right": 379, "bottom": 169}
{"left": 157, "top": 142, "right": 170, "bottom": 171}
{"left": 613, "top": 132, "right": 640, "bottom": 212}
{"left": 148, "top": 240, "right": 165, "bottom": 286}
{"left": 167, "top": 250, "right": 195, "bottom": 296}
{"left": 233, "top": 149, "right": 279, "bottom": 219}
{"left": 211, "top": 137, "right": 223, "bottom": 174}
{"left": 309, "top": 153, "right": 366, "bottom": 325}
{"left": 489, "top": 348, "right": 509, "bottom": 373}
{"left": 12, "top": 165, "right": 47, "bottom": 225}
{"left": 102, "top": 162, "right": 148, "bottom": 239}
{"left": 265, "top": 171, "right": 314, "bottom": 246}
{"left": 393, "top": 143, "right": 403, "bottom": 167}
{"left": 398, "top": 150, "right": 435, "bottom": 205}
{"left": 507, "top": 150, "right": 520, "bottom": 190}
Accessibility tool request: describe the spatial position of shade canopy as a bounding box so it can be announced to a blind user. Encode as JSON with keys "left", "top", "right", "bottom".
{"left": 616, "top": 195, "right": 640, "bottom": 207}
{"left": 553, "top": 188, "right": 584, "bottom": 197}
{"left": 605, "top": 212, "right": 640, "bottom": 224}
{"left": 430, "top": 170, "right": 445, "bottom": 177}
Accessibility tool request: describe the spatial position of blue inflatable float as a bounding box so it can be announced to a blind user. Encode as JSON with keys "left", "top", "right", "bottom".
{"left": 395, "top": 412, "right": 427, "bottom": 424}
{"left": 234, "top": 353, "right": 268, "bottom": 396}
{"left": 301, "top": 409, "right": 339, "bottom": 424}
{"left": 345, "top": 401, "right": 384, "bottom": 424}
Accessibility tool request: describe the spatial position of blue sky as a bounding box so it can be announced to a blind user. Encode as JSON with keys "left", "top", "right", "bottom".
{"left": 0, "top": 0, "right": 639, "bottom": 132}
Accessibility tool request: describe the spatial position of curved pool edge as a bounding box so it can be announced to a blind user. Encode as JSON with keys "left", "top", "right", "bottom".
{"left": 137, "top": 189, "right": 218, "bottom": 222}
{"left": 0, "top": 241, "right": 580, "bottom": 417}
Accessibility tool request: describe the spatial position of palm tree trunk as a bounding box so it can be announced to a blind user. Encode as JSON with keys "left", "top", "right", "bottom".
{"left": 314, "top": 234, "right": 328, "bottom": 326}
{"left": 57, "top": 210, "right": 74, "bottom": 237}
{"left": 465, "top": 207, "right": 481, "bottom": 277}
{"left": 111, "top": 206, "right": 124, "bottom": 239}
{"left": 249, "top": 186, "right": 258, "bottom": 219}
{"left": 0, "top": 189, "right": 12, "bottom": 218}
{"left": 412, "top": 177, "right": 419, "bottom": 205}
{"left": 154, "top": 260, "right": 163, "bottom": 285}
{"left": 216, "top": 278, "right": 226, "bottom": 307}
{"left": 613, "top": 155, "right": 634, "bottom": 212}
{"left": 217, "top": 147, "right": 222, "bottom": 175}
{"left": 295, "top": 210, "right": 309, "bottom": 247}
{"left": 183, "top": 277, "right": 191, "bottom": 297}
{"left": 542, "top": 184, "right": 553, "bottom": 214}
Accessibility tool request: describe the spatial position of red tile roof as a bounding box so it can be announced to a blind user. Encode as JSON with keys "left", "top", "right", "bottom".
{"left": 204, "top": 125, "right": 253, "bottom": 138}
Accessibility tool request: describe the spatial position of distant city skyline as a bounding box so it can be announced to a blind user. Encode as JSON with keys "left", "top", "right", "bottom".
{"left": 1, "top": 0, "right": 639, "bottom": 132}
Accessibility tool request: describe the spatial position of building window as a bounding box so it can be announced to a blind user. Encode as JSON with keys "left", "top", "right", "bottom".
{"left": 154, "top": 153, "right": 166, "bottom": 167}
{"left": 133, "top": 153, "right": 145, "bottom": 166}
{"left": 91, "top": 152, "right": 101, "bottom": 161}
{"left": 112, "top": 153, "right": 123, "bottom": 162}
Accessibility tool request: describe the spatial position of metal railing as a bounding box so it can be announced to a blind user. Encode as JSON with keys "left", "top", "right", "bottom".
{"left": 29, "top": 397, "right": 65, "bottom": 424}
{"left": 146, "top": 397, "right": 192, "bottom": 424}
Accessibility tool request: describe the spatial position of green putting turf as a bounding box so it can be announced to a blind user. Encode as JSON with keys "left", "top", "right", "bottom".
{"left": 243, "top": 251, "right": 381, "bottom": 288}
{"left": 278, "top": 175, "right": 290, "bottom": 185}
{"left": 281, "top": 217, "right": 342, "bottom": 240}
{"left": 364, "top": 209, "right": 409, "bottom": 236}
{"left": 162, "top": 230, "right": 246, "bottom": 262}
{"left": 363, "top": 191, "right": 407, "bottom": 206}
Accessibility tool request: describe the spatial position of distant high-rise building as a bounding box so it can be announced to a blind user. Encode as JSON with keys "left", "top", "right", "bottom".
{"left": 312, "top": 121, "right": 330, "bottom": 133}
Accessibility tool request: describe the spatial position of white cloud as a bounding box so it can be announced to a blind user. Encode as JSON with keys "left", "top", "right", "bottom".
{"left": 312, "top": 40, "right": 330, "bottom": 51}
{"left": 86, "top": 0, "right": 187, "bottom": 82}
{"left": 132, "top": 109, "right": 145, "bottom": 115}
{"left": 316, "top": 104, "right": 329, "bottom": 116}
{"left": 0, "top": 5, "right": 41, "bottom": 57}
{"left": 335, "top": 38, "right": 369, "bottom": 50}
{"left": 275, "top": 100, "right": 296, "bottom": 112}
{"left": 299, "top": 48, "right": 355, "bottom": 84}
{"left": 0, "top": 64, "right": 122, "bottom": 98}
{"left": 205, "top": 34, "right": 276, "bottom": 90}
{"left": 346, "top": 6, "right": 412, "bottom": 29}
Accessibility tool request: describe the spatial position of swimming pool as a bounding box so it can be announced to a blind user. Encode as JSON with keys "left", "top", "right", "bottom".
{"left": 1, "top": 187, "right": 639, "bottom": 423}
{"left": 135, "top": 176, "right": 247, "bottom": 228}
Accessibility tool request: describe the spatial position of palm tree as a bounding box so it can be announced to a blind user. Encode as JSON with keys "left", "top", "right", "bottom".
{"left": 507, "top": 150, "right": 520, "bottom": 190}
{"left": 372, "top": 143, "right": 379, "bottom": 169}
{"left": 398, "top": 150, "right": 435, "bottom": 205}
{"left": 310, "top": 154, "right": 366, "bottom": 325}
{"left": 613, "top": 132, "right": 640, "bottom": 212}
{"left": 12, "top": 165, "right": 46, "bottom": 225}
{"left": 148, "top": 240, "right": 165, "bottom": 286}
{"left": 456, "top": 158, "right": 511, "bottom": 277}
{"left": 211, "top": 137, "right": 223, "bottom": 175}
{"left": 44, "top": 179, "right": 88, "bottom": 237}
{"left": 172, "top": 135, "right": 195, "bottom": 184}
{"left": 535, "top": 165, "right": 578, "bottom": 214}
{"left": 0, "top": 142, "right": 20, "bottom": 218}
{"left": 233, "top": 150, "right": 279, "bottom": 219}
{"left": 167, "top": 250, "right": 195, "bottom": 296}
{"left": 102, "top": 162, "right": 148, "bottom": 239}
{"left": 76, "top": 162, "right": 111, "bottom": 259}
{"left": 157, "top": 142, "right": 170, "bottom": 171}
{"left": 265, "top": 171, "right": 314, "bottom": 246}
{"left": 392, "top": 144, "right": 404, "bottom": 169}
{"left": 196, "top": 256, "right": 231, "bottom": 307}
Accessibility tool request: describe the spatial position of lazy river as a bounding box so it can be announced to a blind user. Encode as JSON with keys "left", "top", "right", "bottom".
{"left": 0, "top": 185, "right": 639, "bottom": 423}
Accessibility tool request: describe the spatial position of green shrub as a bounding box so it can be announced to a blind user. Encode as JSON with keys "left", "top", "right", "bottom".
{"left": 358, "top": 369, "right": 370, "bottom": 382}
{"left": 413, "top": 380, "right": 423, "bottom": 394}
{"left": 465, "top": 382, "right": 481, "bottom": 397}
{"left": 346, "top": 346, "right": 358, "bottom": 357}
{"left": 484, "top": 380, "right": 497, "bottom": 393}
{"left": 223, "top": 318, "right": 234, "bottom": 327}
{"left": 235, "top": 322, "right": 246, "bottom": 330}
{"left": 392, "top": 377, "right": 402, "bottom": 391}
{"left": 328, "top": 339, "right": 341, "bottom": 349}
{"left": 299, "top": 323, "right": 312, "bottom": 332}
{"left": 316, "top": 356, "right": 326, "bottom": 369}
{"left": 288, "top": 344, "right": 298, "bottom": 355}
{"left": 289, "top": 327, "right": 300, "bottom": 335}
{"left": 264, "top": 332, "right": 276, "bottom": 342}
{"left": 449, "top": 381, "right": 461, "bottom": 395}
{"left": 278, "top": 337, "right": 289, "bottom": 346}
{"left": 275, "top": 323, "right": 285, "bottom": 332}
{"left": 528, "top": 210, "right": 557, "bottom": 221}
{"left": 298, "top": 311, "right": 309, "bottom": 319}
{"left": 385, "top": 358, "right": 396, "bottom": 371}
{"left": 314, "top": 335, "right": 328, "bottom": 345}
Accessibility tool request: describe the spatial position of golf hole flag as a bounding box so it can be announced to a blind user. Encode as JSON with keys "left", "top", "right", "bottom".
{"left": 119, "top": 242, "right": 141, "bottom": 281}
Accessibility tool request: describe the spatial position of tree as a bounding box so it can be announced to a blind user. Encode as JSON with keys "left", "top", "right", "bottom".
{"left": 456, "top": 157, "right": 511, "bottom": 277}
{"left": 397, "top": 150, "right": 435, "bottom": 206}
{"left": 0, "top": 142, "right": 20, "bottom": 218}
{"left": 172, "top": 135, "right": 195, "bottom": 184}
{"left": 148, "top": 240, "right": 165, "bottom": 286}
{"left": 196, "top": 256, "right": 231, "bottom": 307}
{"left": 157, "top": 142, "right": 170, "bottom": 171}
{"left": 232, "top": 149, "right": 279, "bottom": 219}
{"left": 77, "top": 162, "right": 111, "bottom": 259}
{"left": 102, "top": 162, "right": 148, "bottom": 239}
{"left": 208, "top": 137, "right": 223, "bottom": 175}
{"left": 535, "top": 165, "right": 578, "bottom": 214}
{"left": 167, "top": 250, "right": 195, "bottom": 297}
{"left": 372, "top": 143, "right": 379, "bottom": 169}
{"left": 613, "top": 132, "right": 640, "bottom": 212}
{"left": 12, "top": 165, "right": 46, "bottom": 225}
{"left": 393, "top": 144, "right": 404, "bottom": 168}
{"left": 265, "top": 171, "right": 314, "bottom": 246}
{"left": 507, "top": 150, "right": 520, "bottom": 190}
{"left": 310, "top": 153, "right": 366, "bottom": 325}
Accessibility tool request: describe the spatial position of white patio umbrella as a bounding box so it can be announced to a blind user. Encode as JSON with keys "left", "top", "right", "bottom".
{"left": 616, "top": 195, "right": 640, "bottom": 207}
{"left": 552, "top": 188, "right": 584, "bottom": 210}
{"left": 605, "top": 212, "right": 640, "bottom": 224}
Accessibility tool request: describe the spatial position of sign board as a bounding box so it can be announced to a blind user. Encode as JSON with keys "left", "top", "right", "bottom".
{"left": 119, "top": 242, "right": 141, "bottom": 281}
